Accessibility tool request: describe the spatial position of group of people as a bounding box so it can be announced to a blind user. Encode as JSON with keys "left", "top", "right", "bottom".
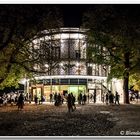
{"left": 77, "top": 90, "right": 120, "bottom": 105}
{"left": 34, "top": 95, "right": 45, "bottom": 105}
{"left": 0, "top": 92, "right": 25, "bottom": 110}
{"left": 49, "top": 92, "right": 64, "bottom": 106}
{"left": 77, "top": 93, "right": 87, "bottom": 105}
{"left": 129, "top": 90, "right": 139, "bottom": 102}
{"left": 49, "top": 92, "right": 76, "bottom": 112}
{"left": 105, "top": 91, "right": 120, "bottom": 105}
{"left": 54, "top": 93, "right": 64, "bottom": 106}
{"left": 0, "top": 89, "right": 121, "bottom": 112}
{"left": 0, "top": 92, "right": 18, "bottom": 106}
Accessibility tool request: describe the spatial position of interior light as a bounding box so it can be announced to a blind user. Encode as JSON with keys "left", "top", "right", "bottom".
{"left": 60, "top": 63, "right": 63, "bottom": 66}
{"left": 76, "top": 63, "right": 80, "bottom": 67}
{"left": 45, "top": 64, "right": 49, "bottom": 68}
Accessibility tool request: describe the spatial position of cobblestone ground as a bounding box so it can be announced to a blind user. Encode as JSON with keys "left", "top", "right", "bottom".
{"left": 0, "top": 102, "right": 140, "bottom": 136}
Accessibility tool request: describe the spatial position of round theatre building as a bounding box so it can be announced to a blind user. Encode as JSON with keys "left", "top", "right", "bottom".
{"left": 28, "top": 28, "right": 110, "bottom": 103}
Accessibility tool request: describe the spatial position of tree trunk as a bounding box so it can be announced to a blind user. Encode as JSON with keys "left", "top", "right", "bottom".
{"left": 123, "top": 72, "right": 130, "bottom": 104}
{"left": 123, "top": 52, "right": 130, "bottom": 104}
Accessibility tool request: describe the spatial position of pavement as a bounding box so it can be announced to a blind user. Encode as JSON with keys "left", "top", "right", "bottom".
{"left": 0, "top": 102, "right": 140, "bottom": 136}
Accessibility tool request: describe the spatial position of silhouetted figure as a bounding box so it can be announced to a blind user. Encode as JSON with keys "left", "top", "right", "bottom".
{"left": 105, "top": 93, "right": 109, "bottom": 105}
{"left": 82, "top": 94, "right": 87, "bottom": 105}
{"left": 17, "top": 93, "right": 24, "bottom": 110}
{"left": 78, "top": 93, "right": 82, "bottom": 104}
{"left": 115, "top": 91, "right": 120, "bottom": 105}
{"left": 67, "top": 94, "right": 73, "bottom": 113}
{"left": 15, "top": 95, "right": 18, "bottom": 104}
{"left": 54, "top": 92, "right": 58, "bottom": 106}
{"left": 40, "top": 95, "right": 45, "bottom": 104}
{"left": 49, "top": 93, "right": 53, "bottom": 103}
{"left": 57, "top": 93, "right": 62, "bottom": 106}
{"left": 54, "top": 93, "right": 62, "bottom": 106}
{"left": 93, "top": 89, "right": 96, "bottom": 103}
{"left": 34, "top": 95, "right": 38, "bottom": 105}
{"left": 109, "top": 91, "right": 114, "bottom": 105}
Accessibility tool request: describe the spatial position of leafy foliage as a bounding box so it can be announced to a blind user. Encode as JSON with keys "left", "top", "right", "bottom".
{"left": 0, "top": 5, "right": 63, "bottom": 89}
{"left": 83, "top": 5, "right": 140, "bottom": 79}
{"left": 82, "top": 5, "right": 140, "bottom": 103}
{"left": 129, "top": 74, "right": 140, "bottom": 91}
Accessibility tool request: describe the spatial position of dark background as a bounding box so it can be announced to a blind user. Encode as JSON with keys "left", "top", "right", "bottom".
{"left": 58, "top": 4, "right": 92, "bottom": 27}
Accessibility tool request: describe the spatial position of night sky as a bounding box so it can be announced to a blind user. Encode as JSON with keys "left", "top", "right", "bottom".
{"left": 57, "top": 4, "right": 92, "bottom": 27}
{"left": 56, "top": 4, "right": 140, "bottom": 27}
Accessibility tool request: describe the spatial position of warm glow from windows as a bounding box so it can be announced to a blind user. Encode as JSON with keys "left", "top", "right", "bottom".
{"left": 45, "top": 64, "right": 49, "bottom": 68}
{"left": 76, "top": 63, "right": 80, "bottom": 67}
{"left": 60, "top": 63, "right": 63, "bottom": 66}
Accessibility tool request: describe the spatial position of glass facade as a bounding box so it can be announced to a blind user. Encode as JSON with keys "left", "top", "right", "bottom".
{"left": 29, "top": 28, "right": 109, "bottom": 102}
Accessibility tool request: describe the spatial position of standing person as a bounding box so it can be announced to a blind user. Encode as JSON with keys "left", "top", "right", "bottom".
{"left": 78, "top": 93, "right": 82, "bottom": 105}
{"left": 82, "top": 94, "right": 87, "bottom": 105}
{"left": 71, "top": 93, "right": 76, "bottom": 111}
{"left": 34, "top": 95, "right": 38, "bottom": 105}
{"left": 115, "top": 91, "right": 120, "bottom": 105}
{"left": 54, "top": 92, "right": 58, "bottom": 106}
{"left": 57, "top": 93, "right": 62, "bottom": 106}
{"left": 93, "top": 89, "right": 96, "bottom": 103}
{"left": 40, "top": 95, "right": 45, "bottom": 104}
{"left": 49, "top": 93, "right": 53, "bottom": 103}
{"left": 109, "top": 91, "right": 114, "bottom": 105}
{"left": 105, "top": 92, "right": 109, "bottom": 105}
{"left": 17, "top": 93, "right": 24, "bottom": 110}
{"left": 67, "top": 93, "right": 73, "bottom": 113}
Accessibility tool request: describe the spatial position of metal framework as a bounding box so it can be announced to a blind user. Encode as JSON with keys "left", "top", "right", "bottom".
{"left": 28, "top": 28, "right": 110, "bottom": 102}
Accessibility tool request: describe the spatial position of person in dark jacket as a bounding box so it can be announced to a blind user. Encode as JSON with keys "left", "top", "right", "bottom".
{"left": 93, "top": 89, "right": 97, "bottom": 103}
{"left": 82, "top": 94, "right": 87, "bottom": 105}
{"left": 115, "top": 91, "right": 120, "bottom": 105}
{"left": 71, "top": 93, "right": 76, "bottom": 110}
{"left": 105, "top": 92, "right": 109, "bottom": 105}
{"left": 78, "top": 93, "right": 82, "bottom": 105}
{"left": 34, "top": 95, "right": 38, "bottom": 105}
{"left": 17, "top": 93, "right": 24, "bottom": 110}
{"left": 67, "top": 93, "right": 73, "bottom": 113}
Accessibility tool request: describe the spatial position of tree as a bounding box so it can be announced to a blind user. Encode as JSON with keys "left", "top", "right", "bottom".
{"left": 129, "top": 73, "right": 140, "bottom": 91}
{"left": 82, "top": 5, "right": 140, "bottom": 104}
{"left": 0, "top": 5, "right": 63, "bottom": 89}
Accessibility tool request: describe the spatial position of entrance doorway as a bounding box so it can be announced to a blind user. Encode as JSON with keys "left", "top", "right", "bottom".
{"left": 32, "top": 87, "right": 42, "bottom": 100}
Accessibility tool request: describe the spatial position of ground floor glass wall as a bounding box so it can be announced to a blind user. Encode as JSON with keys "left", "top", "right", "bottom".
{"left": 31, "top": 85, "right": 86, "bottom": 101}
{"left": 29, "top": 78, "right": 107, "bottom": 103}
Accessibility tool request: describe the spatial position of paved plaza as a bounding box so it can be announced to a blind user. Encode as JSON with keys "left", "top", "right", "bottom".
{"left": 0, "top": 102, "right": 140, "bottom": 136}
